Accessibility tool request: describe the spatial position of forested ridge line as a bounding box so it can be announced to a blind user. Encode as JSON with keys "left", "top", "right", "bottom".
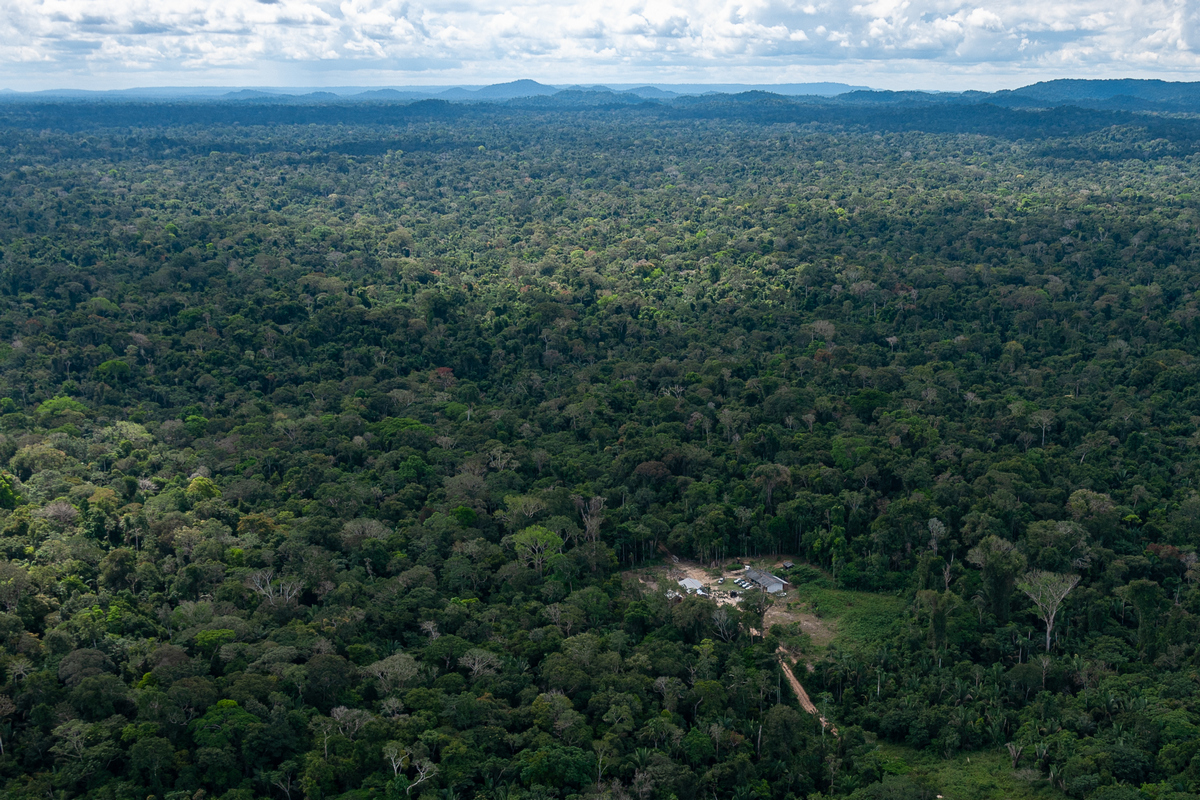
{"left": 5, "top": 91, "right": 1200, "bottom": 150}
{"left": 0, "top": 106, "right": 1195, "bottom": 800}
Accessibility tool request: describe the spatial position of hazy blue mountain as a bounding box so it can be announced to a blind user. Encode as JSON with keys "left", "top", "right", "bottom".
{"left": 222, "top": 89, "right": 285, "bottom": 100}
{"left": 607, "top": 82, "right": 870, "bottom": 96}
{"left": 439, "top": 79, "right": 559, "bottom": 100}
{"left": 618, "top": 86, "right": 679, "bottom": 98}
{"left": 985, "top": 79, "right": 1200, "bottom": 112}
{"left": 1002, "top": 78, "right": 1200, "bottom": 102}
{"left": 512, "top": 89, "right": 659, "bottom": 108}
{"left": 352, "top": 88, "right": 432, "bottom": 101}
{"left": 9, "top": 78, "right": 1200, "bottom": 114}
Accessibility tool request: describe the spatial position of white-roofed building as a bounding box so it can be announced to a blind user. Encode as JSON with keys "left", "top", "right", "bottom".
{"left": 743, "top": 567, "right": 788, "bottom": 594}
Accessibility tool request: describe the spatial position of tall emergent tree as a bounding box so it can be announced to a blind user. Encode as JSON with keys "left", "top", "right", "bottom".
{"left": 1018, "top": 570, "right": 1080, "bottom": 652}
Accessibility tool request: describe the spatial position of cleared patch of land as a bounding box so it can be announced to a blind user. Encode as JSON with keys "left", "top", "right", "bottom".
{"left": 762, "top": 577, "right": 836, "bottom": 651}
{"left": 628, "top": 558, "right": 744, "bottom": 607}
{"left": 874, "top": 743, "right": 1068, "bottom": 800}
{"left": 783, "top": 582, "right": 906, "bottom": 652}
{"left": 630, "top": 557, "right": 903, "bottom": 654}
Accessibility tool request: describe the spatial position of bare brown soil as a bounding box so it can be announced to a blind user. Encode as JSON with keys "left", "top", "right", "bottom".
{"left": 764, "top": 600, "right": 836, "bottom": 649}
{"left": 632, "top": 558, "right": 839, "bottom": 646}
{"left": 630, "top": 558, "right": 742, "bottom": 606}
{"left": 778, "top": 655, "right": 838, "bottom": 736}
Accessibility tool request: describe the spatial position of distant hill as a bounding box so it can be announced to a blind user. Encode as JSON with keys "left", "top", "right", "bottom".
{"left": 819, "top": 80, "right": 1200, "bottom": 114}
{"left": 440, "top": 80, "right": 559, "bottom": 101}
{"left": 617, "top": 86, "right": 678, "bottom": 99}
{"left": 510, "top": 89, "right": 656, "bottom": 108}
{"left": 988, "top": 79, "right": 1200, "bottom": 112}
{"left": 222, "top": 90, "right": 284, "bottom": 100}
{"left": 0, "top": 80, "right": 869, "bottom": 102}
{"left": 353, "top": 89, "right": 431, "bottom": 101}
{"left": 624, "top": 82, "right": 870, "bottom": 96}
{"left": 8, "top": 78, "right": 1200, "bottom": 114}
{"left": 1002, "top": 79, "right": 1200, "bottom": 103}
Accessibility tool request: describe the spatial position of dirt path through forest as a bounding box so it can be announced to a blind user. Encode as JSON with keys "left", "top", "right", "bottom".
{"left": 629, "top": 557, "right": 839, "bottom": 734}
{"left": 778, "top": 654, "right": 838, "bottom": 736}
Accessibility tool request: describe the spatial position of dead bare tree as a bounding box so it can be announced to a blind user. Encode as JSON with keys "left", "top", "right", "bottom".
{"left": 309, "top": 716, "right": 337, "bottom": 759}
{"left": 711, "top": 607, "right": 739, "bottom": 643}
{"left": 458, "top": 648, "right": 502, "bottom": 679}
{"left": 573, "top": 495, "right": 606, "bottom": 542}
{"left": 382, "top": 741, "right": 407, "bottom": 776}
{"left": 408, "top": 759, "right": 436, "bottom": 795}
{"left": 246, "top": 569, "right": 304, "bottom": 607}
{"left": 330, "top": 706, "right": 373, "bottom": 739}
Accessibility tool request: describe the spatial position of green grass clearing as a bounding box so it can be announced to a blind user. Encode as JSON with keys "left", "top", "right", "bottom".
{"left": 768, "top": 570, "right": 1064, "bottom": 800}
{"left": 872, "top": 742, "right": 1067, "bottom": 800}
{"left": 785, "top": 582, "right": 907, "bottom": 652}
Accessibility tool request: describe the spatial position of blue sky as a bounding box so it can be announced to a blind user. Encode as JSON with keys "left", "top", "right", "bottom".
{"left": 2, "top": 0, "right": 1199, "bottom": 91}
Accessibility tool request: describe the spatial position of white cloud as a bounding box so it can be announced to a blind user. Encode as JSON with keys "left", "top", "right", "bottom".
{"left": 0, "top": 0, "right": 1198, "bottom": 88}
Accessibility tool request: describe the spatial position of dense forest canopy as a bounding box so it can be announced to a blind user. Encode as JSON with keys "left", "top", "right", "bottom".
{"left": 0, "top": 93, "right": 1199, "bottom": 800}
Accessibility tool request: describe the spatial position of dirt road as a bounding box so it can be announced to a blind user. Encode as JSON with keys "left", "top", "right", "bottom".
{"left": 631, "top": 556, "right": 839, "bottom": 736}
{"left": 778, "top": 654, "right": 838, "bottom": 736}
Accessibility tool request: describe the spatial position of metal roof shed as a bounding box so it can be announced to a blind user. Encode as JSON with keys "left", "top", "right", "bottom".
{"left": 744, "top": 567, "right": 788, "bottom": 594}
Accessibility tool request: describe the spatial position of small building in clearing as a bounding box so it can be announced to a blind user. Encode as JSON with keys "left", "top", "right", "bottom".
{"left": 678, "top": 578, "right": 703, "bottom": 592}
{"left": 743, "top": 567, "right": 788, "bottom": 594}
